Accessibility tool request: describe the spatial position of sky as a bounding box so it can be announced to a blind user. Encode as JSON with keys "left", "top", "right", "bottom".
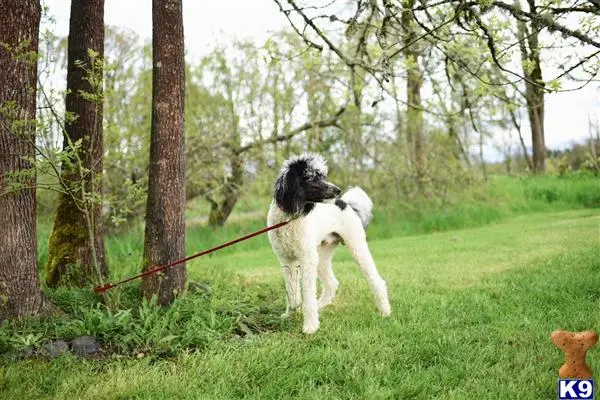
{"left": 42, "top": 0, "right": 600, "bottom": 158}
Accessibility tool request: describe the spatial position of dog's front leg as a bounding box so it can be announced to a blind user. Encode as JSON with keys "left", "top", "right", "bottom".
{"left": 282, "top": 265, "right": 302, "bottom": 318}
{"left": 302, "top": 254, "right": 320, "bottom": 334}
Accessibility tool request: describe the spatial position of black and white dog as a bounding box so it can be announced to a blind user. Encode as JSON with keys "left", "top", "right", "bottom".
{"left": 267, "top": 153, "right": 391, "bottom": 334}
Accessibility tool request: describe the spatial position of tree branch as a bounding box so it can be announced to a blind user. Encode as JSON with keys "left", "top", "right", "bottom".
{"left": 491, "top": 0, "right": 600, "bottom": 48}
{"left": 235, "top": 107, "right": 346, "bottom": 155}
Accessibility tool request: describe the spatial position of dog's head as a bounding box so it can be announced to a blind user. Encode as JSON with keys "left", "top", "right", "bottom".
{"left": 274, "top": 153, "right": 341, "bottom": 216}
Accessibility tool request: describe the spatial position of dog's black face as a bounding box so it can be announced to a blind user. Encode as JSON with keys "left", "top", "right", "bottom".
{"left": 275, "top": 155, "right": 341, "bottom": 216}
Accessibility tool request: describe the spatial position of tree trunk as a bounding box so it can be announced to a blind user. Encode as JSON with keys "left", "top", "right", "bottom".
{"left": 517, "top": 2, "right": 546, "bottom": 173}
{"left": 526, "top": 76, "right": 545, "bottom": 173}
{"left": 507, "top": 99, "right": 533, "bottom": 171}
{"left": 46, "top": 0, "right": 107, "bottom": 287}
{"left": 207, "top": 74, "right": 243, "bottom": 228}
{"left": 207, "top": 152, "right": 243, "bottom": 227}
{"left": 402, "top": 0, "right": 428, "bottom": 192}
{"left": 0, "top": 0, "right": 48, "bottom": 318}
{"left": 142, "top": 0, "right": 186, "bottom": 306}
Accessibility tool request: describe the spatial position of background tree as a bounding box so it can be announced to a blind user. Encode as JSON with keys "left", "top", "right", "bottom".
{"left": 516, "top": 3, "right": 545, "bottom": 173}
{"left": 45, "top": 0, "right": 107, "bottom": 287}
{"left": 0, "top": 0, "right": 48, "bottom": 318}
{"left": 402, "top": 0, "right": 428, "bottom": 191}
{"left": 103, "top": 27, "right": 150, "bottom": 226}
{"left": 185, "top": 36, "right": 346, "bottom": 227}
{"left": 142, "top": 0, "right": 187, "bottom": 305}
{"left": 275, "top": 0, "right": 600, "bottom": 178}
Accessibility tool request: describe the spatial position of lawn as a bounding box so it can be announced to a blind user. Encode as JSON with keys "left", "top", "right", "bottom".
{"left": 1, "top": 209, "right": 599, "bottom": 399}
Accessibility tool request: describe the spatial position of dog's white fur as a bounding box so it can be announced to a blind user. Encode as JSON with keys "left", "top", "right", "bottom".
{"left": 267, "top": 154, "right": 391, "bottom": 334}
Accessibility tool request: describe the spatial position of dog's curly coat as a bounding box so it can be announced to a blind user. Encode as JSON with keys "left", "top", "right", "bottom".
{"left": 267, "top": 153, "right": 391, "bottom": 334}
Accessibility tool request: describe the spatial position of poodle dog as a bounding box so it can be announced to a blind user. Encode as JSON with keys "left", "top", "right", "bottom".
{"left": 267, "top": 153, "right": 391, "bottom": 334}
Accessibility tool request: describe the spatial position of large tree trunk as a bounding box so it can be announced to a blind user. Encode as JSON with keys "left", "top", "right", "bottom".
{"left": 402, "top": 0, "right": 428, "bottom": 192}
{"left": 45, "top": 0, "right": 107, "bottom": 287}
{"left": 517, "top": 1, "right": 546, "bottom": 173}
{"left": 142, "top": 0, "right": 186, "bottom": 305}
{"left": 0, "top": 0, "right": 48, "bottom": 318}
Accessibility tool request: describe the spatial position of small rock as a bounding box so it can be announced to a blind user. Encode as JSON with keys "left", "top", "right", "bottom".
{"left": 70, "top": 335, "right": 100, "bottom": 357}
{"left": 188, "top": 282, "right": 211, "bottom": 297}
{"left": 5, "top": 346, "right": 35, "bottom": 361}
{"left": 42, "top": 340, "right": 69, "bottom": 358}
{"left": 20, "top": 346, "right": 35, "bottom": 359}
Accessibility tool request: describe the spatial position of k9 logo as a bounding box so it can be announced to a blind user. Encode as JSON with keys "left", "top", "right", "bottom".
{"left": 558, "top": 380, "right": 594, "bottom": 400}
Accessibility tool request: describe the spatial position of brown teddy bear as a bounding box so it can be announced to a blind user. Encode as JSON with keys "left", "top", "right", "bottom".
{"left": 551, "top": 330, "right": 598, "bottom": 379}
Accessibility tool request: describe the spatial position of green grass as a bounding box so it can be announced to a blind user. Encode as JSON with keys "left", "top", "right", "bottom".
{"left": 369, "top": 174, "right": 600, "bottom": 239}
{"left": 2, "top": 209, "right": 599, "bottom": 399}
{"left": 35, "top": 174, "right": 600, "bottom": 278}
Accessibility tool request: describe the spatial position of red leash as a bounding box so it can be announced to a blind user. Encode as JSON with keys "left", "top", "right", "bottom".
{"left": 93, "top": 220, "right": 291, "bottom": 293}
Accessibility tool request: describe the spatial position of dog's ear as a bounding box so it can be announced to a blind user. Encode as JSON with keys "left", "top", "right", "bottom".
{"left": 275, "top": 173, "right": 306, "bottom": 215}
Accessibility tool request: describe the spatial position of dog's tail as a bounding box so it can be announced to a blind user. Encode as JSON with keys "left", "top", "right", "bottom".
{"left": 341, "top": 186, "right": 373, "bottom": 229}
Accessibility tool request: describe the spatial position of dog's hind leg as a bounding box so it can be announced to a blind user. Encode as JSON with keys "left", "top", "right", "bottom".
{"left": 281, "top": 264, "right": 302, "bottom": 318}
{"left": 341, "top": 224, "right": 391, "bottom": 316}
{"left": 317, "top": 245, "right": 339, "bottom": 309}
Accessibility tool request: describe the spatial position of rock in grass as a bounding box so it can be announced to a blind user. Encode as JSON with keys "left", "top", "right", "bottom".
{"left": 5, "top": 346, "right": 35, "bottom": 361}
{"left": 42, "top": 340, "right": 69, "bottom": 358}
{"left": 20, "top": 346, "right": 35, "bottom": 359}
{"left": 70, "top": 336, "right": 100, "bottom": 357}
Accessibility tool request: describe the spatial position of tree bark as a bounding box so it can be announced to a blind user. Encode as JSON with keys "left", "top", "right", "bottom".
{"left": 525, "top": 70, "right": 545, "bottom": 173}
{"left": 506, "top": 97, "right": 534, "bottom": 171}
{"left": 402, "top": 0, "right": 428, "bottom": 192}
{"left": 142, "top": 0, "right": 186, "bottom": 305}
{"left": 0, "top": 0, "right": 48, "bottom": 318}
{"left": 46, "top": 0, "right": 107, "bottom": 287}
{"left": 207, "top": 152, "right": 243, "bottom": 227}
{"left": 517, "top": 1, "right": 546, "bottom": 173}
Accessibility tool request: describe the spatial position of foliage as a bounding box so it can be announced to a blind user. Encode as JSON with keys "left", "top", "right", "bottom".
{"left": 34, "top": 14, "right": 599, "bottom": 230}
{"left": 0, "top": 272, "right": 288, "bottom": 357}
{"left": 367, "top": 174, "right": 600, "bottom": 239}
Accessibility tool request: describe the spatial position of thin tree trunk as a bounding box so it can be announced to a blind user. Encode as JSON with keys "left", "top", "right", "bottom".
{"left": 0, "top": 0, "right": 48, "bottom": 318}
{"left": 402, "top": 0, "right": 428, "bottom": 192}
{"left": 527, "top": 81, "right": 545, "bottom": 173}
{"left": 207, "top": 73, "right": 243, "bottom": 228}
{"left": 517, "top": 3, "right": 546, "bottom": 173}
{"left": 508, "top": 103, "right": 533, "bottom": 171}
{"left": 142, "top": 0, "right": 186, "bottom": 305}
{"left": 46, "top": 0, "right": 107, "bottom": 287}
{"left": 271, "top": 72, "right": 280, "bottom": 167}
{"left": 478, "top": 128, "right": 487, "bottom": 180}
{"left": 207, "top": 152, "right": 243, "bottom": 227}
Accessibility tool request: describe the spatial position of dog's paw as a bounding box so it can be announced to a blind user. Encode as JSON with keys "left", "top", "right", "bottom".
{"left": 379, "top": 303, "right": 392, "bottom": 317}
{"left": 317, "top": 298, "right": 333, "bottom": 309}
{"left": 302, "top": 321, "right": 320, "bottom": 334}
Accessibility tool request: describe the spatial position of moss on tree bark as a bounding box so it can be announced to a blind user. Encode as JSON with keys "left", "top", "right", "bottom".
{"left": 45, "top": 0, "right": 107, "bottom": 287}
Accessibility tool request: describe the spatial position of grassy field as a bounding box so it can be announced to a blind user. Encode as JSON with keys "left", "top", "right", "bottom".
{"left": 2, "top": 209, "right": 599, "bottom": 399}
